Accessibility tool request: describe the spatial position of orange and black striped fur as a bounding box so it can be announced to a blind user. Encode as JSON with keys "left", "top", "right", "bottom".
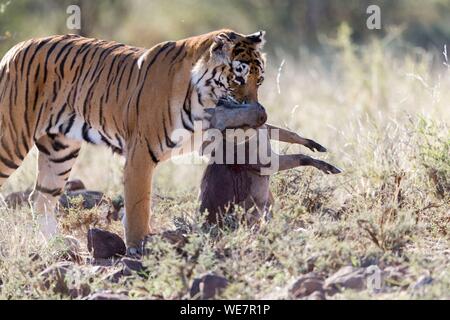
{"left": 0, "top": 30, "right": 266, "bottom": 251}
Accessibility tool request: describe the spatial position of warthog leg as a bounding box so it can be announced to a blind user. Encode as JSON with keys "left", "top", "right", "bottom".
{"left": 245, "top": 153, "right": 342, "bottom": 176}
{"left": 276, "top": 154, "right": 342, "bottom": 174}
{"left": 266, "top": 124, "right": 327, "bottom": 152}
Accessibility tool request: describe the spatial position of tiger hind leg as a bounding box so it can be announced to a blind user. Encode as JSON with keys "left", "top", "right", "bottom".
{"left": 0, "top": 127, "right": 31, "bottom": 192}
{"left": 32, "top": 134, "right": 81, "bottom": 238}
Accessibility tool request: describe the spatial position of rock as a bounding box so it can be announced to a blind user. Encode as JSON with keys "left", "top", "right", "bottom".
{"left": 190, "top": 274, "right": 229, "bottom": 300}
{"left": 86, "top": 292, "right": 129, "bottom": 300}
{"left": 87, "top": 258, "right": 116, "bottom": 267}
{"left": 64, "top": 179, "right": 86, "bottom": 192}
{"left": 107, "top": 270, "right": 126, "bottom": 284}
{"left": 4, "top": 189, "right": 32, "bottom": 208}
{"left": 120, "top": 258, "right": 146, "bottom": 276}
{"left": 60, "top": 190, "right": 106, "bottom": 210}
{"left": 39, "top": 262, "right": 72, "bottom": 295}
{"left": 87, "top": 228, "right": 126, "bottom": 259}
{"left": 324, "top": 266, "right": 366, "bottom": 295}
{"left": 162, "top": 230, "right": 188, "bottom": 247}
{"left": 104, "top": 258, "right": 146, "bottom": 283}
{"left": 289, "top": 273, "right": 324, "bottom": 299}
{"left": 307, "top": 290, "right": 326, "bottom": 300}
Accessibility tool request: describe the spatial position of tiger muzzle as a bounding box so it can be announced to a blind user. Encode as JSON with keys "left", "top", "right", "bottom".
{"left": 206, "top": 99, "right": 268, "bottom": 132}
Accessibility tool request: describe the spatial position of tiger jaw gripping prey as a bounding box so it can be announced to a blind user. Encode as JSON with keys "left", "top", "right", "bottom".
{"left": 0, "top": 29, "right": 267, "bottom": 252}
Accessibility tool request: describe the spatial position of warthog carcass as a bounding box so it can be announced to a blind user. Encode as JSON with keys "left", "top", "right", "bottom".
{"left": 200, "top": 99, "right": 342, "bottom": 226}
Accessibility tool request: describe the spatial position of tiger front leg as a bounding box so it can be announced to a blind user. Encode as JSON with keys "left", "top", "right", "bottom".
{"left": 123, "top": 141, "right": 156, "bottom": 255}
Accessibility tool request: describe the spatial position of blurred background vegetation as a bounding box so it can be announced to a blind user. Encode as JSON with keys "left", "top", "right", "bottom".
{"left": 0, "top": 0, "right": 449, "bottom": 194}
{"left": 0, "top": 0, "right": 449, "bottom": 57}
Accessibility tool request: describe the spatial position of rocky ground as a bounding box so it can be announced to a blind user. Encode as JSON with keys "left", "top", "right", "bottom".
{"left": 1, "top": 161, "right": 447, "bottom": 300}
{"left": 0, "top": 39, "right": 449, "bottom": 300}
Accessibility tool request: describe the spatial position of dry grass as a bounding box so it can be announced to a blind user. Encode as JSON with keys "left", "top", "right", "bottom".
{"left": 0, "top": 32, "right": 449, "bottom": 300}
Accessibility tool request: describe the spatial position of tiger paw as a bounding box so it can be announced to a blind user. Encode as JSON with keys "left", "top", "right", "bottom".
{"left": 126, "top": 246, "right": 143, "bottom": 259}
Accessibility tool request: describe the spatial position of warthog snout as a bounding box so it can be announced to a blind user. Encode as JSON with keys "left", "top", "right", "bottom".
{"left": 255, "top": 103, "right": 268, "bottom": 126}
{"left": 206, "top": 99, "right": 268, "bottom": 131}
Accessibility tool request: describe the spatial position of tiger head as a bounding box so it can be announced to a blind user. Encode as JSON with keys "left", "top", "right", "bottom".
{"left": 192, "top": 30, "right": 266, "bottom": 107}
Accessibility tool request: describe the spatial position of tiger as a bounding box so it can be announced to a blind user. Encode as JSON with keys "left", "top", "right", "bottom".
{"left": 0, "top": 29, "right": 267, "bottom": 253}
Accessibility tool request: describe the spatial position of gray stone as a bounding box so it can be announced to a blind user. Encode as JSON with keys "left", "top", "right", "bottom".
{"left": 60, "top": 190, "right": 106, "bottom": 210}
{"left": 120, "top": 258, "right": 146, "bottom": 276}
{"left": 324, "top": 266, "right": 366, "bottom": 294}
{"left": 307, "top": 290, "right": 326, "bottom": 300}
{"left": 190, "top": 274, "right": 229, "bottom": 300}
{"left": 87, "top": 228, "right": 126, "bottom": 259}
{"left": 289, "top": 273, "right": 324, "bottom": 299}
{"left": 87, "top": 257, "right": 116, "bottom": 267}
{"left": 64, "top": 179, "right": 86, "bottom": 192}
{"left": 106, "top": 258, "right": 147, "bottom": 283}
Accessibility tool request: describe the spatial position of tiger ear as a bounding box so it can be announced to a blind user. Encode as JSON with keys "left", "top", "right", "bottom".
{"left": 246, "top": 31, "right": 266, "bottom": 50}
{"left": 210, "top": 33, "right": 234, "bottom": 63}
